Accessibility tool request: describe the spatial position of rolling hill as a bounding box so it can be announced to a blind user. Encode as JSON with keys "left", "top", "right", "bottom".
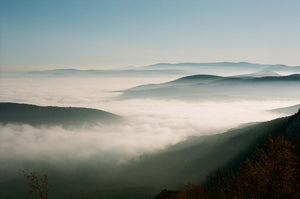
{"left": 269, "top": 103, "right": 300, "bottom": 115}
{"left": 0, "top": 102, "right": 122, "bottom": 127}
{"left": 120, "top": 74, "right": 300, "bottom": 100}
{"left": 143, "top": 62, "right": 300, "bottom": 76}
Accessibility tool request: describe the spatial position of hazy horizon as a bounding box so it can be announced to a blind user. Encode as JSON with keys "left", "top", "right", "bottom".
{"left": 1, "top": 0, "right": 300, "bottom": 71}
{"left": 1, "top": 61, "right": 300, "bottom": 73}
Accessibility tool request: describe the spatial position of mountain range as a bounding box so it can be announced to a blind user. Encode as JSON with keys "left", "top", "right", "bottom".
{"left": 144, "top": 62, "right": 300, "bottom": 75}
{"left": 120, "top": 74, "right": 300, "bottom": 101}
{"left": 2, "top": 62, "right": 300, "bottom": 78}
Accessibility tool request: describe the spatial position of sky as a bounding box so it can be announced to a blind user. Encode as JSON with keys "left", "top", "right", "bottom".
{"left": 0, "top": 0, "right": 300, "bottom": 71}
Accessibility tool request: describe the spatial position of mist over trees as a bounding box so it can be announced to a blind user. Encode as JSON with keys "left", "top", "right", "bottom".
{"left": 173, "top": 133, "right": 300, "bottom": 199}
{"left": 1, "top": 109, "right": 300, "bottom": 199}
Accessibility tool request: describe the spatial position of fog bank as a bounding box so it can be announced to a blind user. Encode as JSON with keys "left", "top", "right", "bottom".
{"left": 0, "top": 77, "right": 298, "bottom": 166}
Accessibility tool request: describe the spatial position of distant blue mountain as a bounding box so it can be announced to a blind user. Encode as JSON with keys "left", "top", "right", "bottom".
{"left": 144, "top": 62, "right": 300, "bottom": 76}
{"left": 145, "top": 62, "right": 300, "bottom": 70}
{"left": 2, "top": 62, "right": 300, "bottom": 78}
{"left": 147, "top": 62, "right": 300, "bottom": 68}
{"left": 148, "top": 62, "right": 264, "bottom": 67}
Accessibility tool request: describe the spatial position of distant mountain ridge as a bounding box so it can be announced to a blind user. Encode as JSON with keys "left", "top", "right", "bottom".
{"left": 0, "top": 102, "right": 121, "bottom": 127}
{"left": 2, "top": 62, "right": 300, "bottom": 78}
{"left": 143, "top": 62, "right": 300, "bottom": 77}
{"left": 174, "top": 73, "right": 300, "bottom": 82}
{"left": 145, "top": 62, "right": 300, "bottom": 71}
{"left": 148, "top": 61, "right": 300, "bottom": 68}
{"left": 120, "top": 74, "right": 300, "bottom": 100}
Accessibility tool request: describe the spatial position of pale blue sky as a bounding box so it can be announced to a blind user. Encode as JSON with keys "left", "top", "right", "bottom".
{"left": 1, "top": 0, "right": 300, "bottom": 71}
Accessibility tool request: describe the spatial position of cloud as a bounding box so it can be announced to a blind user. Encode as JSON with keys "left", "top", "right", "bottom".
{"left": 1, "top": 75, "right": 299, "bottom": 198}
{"left": 0, "top": 76, "right": 298, "bottom": 169}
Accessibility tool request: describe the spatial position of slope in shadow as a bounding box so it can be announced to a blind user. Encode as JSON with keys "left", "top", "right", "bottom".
{"left": 0, "top": 102, "right": 122, "bottom": 127}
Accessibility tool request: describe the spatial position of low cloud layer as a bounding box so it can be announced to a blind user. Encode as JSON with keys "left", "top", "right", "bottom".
{"left": 0, "top": 76, "right": 298, "bottom": 170}
{"left": 1, "top": 76, "right": 299, "bottom": 199}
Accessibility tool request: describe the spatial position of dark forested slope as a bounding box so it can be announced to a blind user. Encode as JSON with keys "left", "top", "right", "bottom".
{"left": 121, "top": 110, "right": 300, "bottom": 190}
{"left": 0, "top": 102, "right": 121, "bottom": 127}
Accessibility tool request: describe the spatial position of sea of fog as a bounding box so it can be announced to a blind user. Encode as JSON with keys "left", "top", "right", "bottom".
{"left": 0, "top": 76, "right": 298, "bottom": 168}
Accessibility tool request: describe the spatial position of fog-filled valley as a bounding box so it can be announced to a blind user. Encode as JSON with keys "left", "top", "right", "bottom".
{"left": 1, "top": 63, "right": 300, "bottom": 198}
{"left": 2, "top": 0, "right": 300, "bottom": 197}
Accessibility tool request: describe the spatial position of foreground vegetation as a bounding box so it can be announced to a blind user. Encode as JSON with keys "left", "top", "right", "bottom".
{"left": 1, "top": 133, "right": 298, "bottom": 199}
{"left": 1, "top": 170, "right": 88, "bottom": 199}
{"left": 156, "top": 133, "right": 300, "bottom": 199}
